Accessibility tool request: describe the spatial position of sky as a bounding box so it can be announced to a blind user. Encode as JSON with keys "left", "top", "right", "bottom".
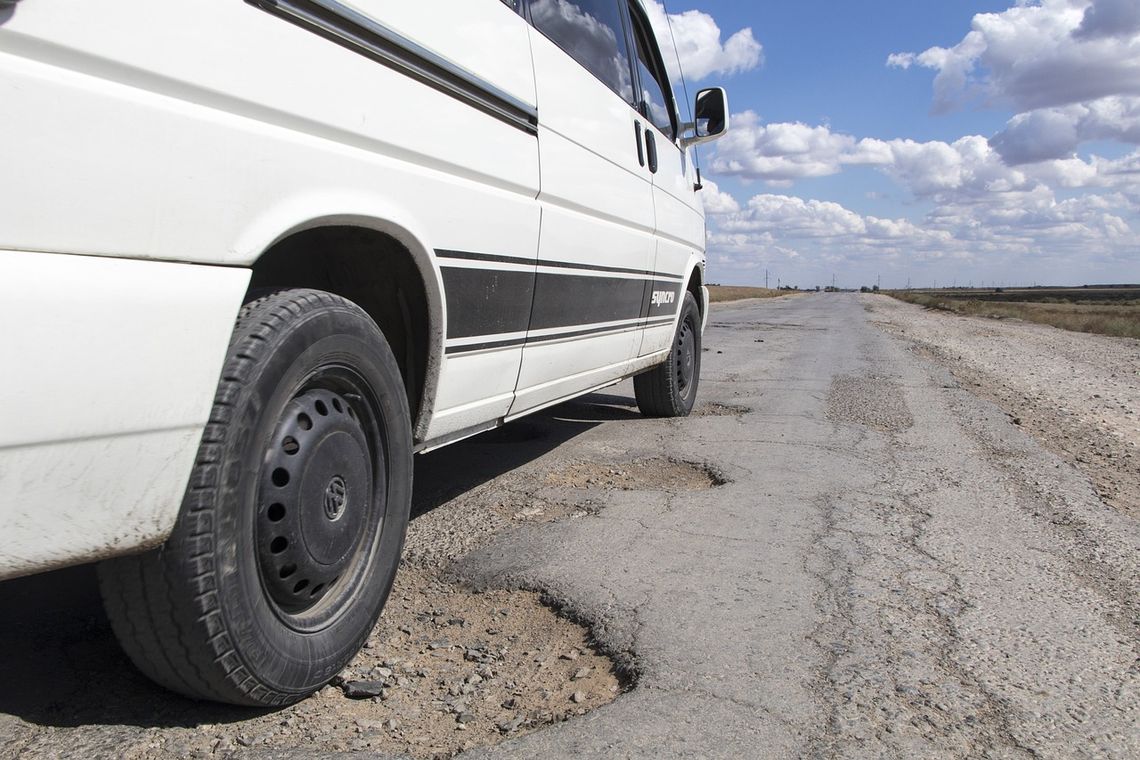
{"left": 649, "top": 0, "right": 1140, "bottom": 289}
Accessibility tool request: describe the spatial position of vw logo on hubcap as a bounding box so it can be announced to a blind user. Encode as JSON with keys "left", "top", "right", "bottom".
{"left": 323, "top": 475, "right": 348, "bottom": 521}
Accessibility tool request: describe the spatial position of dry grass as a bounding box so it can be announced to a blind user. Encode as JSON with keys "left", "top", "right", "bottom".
{"left": 887, "top": 292, "right": 1140, "bottom": 340}
{"left": 707, "top": 285, "right": 789, "bottom": 302}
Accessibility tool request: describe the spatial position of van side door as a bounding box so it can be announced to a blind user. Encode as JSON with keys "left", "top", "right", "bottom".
{"left": 510, "top": 0, "right": 657, "bottom": 415}
{"left": 625, "top": 0, "right": 702, "bottom": 358}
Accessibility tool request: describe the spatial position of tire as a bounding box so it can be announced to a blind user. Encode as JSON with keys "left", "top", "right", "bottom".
{"left": 97, "top": 289, "right": 412, "bottom": 706}
{"left": 634, "top": 291, "right": 702, "bottom": 417}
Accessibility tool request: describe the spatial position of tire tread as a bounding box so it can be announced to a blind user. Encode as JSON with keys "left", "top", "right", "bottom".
{"left": 634, "top": 292, "right": 701, "bottom": 418}
{"left": 99, "top": 288, "right": 396, "bottom": 706}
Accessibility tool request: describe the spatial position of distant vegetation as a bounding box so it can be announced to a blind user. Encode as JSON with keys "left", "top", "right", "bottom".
{"left": 707, "top": 285, "right": 791, "bottom": 302}
{"left": 886, "top": 286, "right": 1140, "bottom": 340}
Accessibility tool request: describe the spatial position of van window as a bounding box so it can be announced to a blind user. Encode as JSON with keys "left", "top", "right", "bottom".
{"left": 530, "top": 0, "right": 635, "bottom": 104}
{"left": 629, "top": 2, "right": 676, "bottom": 139}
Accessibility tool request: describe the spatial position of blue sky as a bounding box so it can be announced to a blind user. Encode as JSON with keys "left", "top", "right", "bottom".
{"left": 651, "top": 0, "right": 1140, "bottom": 289}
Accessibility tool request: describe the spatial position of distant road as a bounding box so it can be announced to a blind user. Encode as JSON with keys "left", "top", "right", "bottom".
{"left": 463, "top": 292, "right": 1140, "bottom": 758}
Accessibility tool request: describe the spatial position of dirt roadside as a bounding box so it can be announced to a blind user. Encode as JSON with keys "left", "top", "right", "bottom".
{"left": 865, "top": 294, "right": 1140, "bottom": 518}
{"left": 0, "top": 397, "right": 724, "bottom": 760}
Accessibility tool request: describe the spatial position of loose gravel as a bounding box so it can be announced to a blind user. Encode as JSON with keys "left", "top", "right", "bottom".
{"left": 1, "top": 394, "right": 739, "bottom": 760}
{"left": 866, "top": 294, "right": 1140, "bottom": 518}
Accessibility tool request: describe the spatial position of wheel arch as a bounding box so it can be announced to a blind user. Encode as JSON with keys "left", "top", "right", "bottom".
{"left": 245, "top": 215, "right": 444, "bottom": 443}
{"left": 683, "top": 259, "right": 708, "bottom": 330}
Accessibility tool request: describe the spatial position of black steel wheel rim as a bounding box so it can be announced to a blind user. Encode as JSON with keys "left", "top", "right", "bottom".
{"left": 676, "top": 313, "right": 696, "bottom": 399}
{"left": 255, "top": 365, "right": 389, "bottom": 631}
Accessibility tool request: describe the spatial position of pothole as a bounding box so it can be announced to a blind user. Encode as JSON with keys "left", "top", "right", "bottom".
{"left": 826, "top": 374, "right": 914, "bottom": 433}
{"left": 139, "top": 567, "right": 628, "bottom": 758}
{"left": 693, "top": 401, "right": 751, "bottom": 417}
{"left": 544, "top": 457, "right": 728, "bottom": 491}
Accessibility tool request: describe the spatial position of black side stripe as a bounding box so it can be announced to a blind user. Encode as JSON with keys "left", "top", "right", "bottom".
{"left": 437, "top": 249, "right": 685, "bottom": 281}
{"left": 246, "top": 0, "right": 539, "bottom": 136}
{"left": 440, "top": 267, "right": 534, "bottom": 339}
{"left": 446, "top": 316, "right": 675, "bottom": 355}
{"left": 441, "top": 265, "right": 680, "bottom": 338}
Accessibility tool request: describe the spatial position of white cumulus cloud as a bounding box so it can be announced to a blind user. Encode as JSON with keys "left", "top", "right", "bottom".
{"left": 645, "top": 1, "right": 763, "bottom": 82}
{"left": 989, "top": 95, "right": 1140, "bottom": 164}
{"left": 707, "top": 112, "right": 890, "bottom": 181}
{"left": 890, "top": 0, "right": 1140, "bottom": 114}
{"left": 699, "top": 178, "right": 740, "bottom": 214}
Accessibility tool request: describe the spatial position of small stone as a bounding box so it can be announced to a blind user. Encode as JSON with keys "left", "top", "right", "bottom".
{"left": 467, "top": 674, "right": 483, "bottom": 685}
{"left": 235, "top": 736, "right": 254, "bottom": 748}
{"left": 498, "top": 715, "right": 525, "bottom": 734}
{"left": 343, "top": 680, "right": 386, "bottom": 699}
{"left": 560, "top": 650, "right": 580, "bottom": 661}
{"left": 572, "top": 667, "right": 591, "bottom": 680}
{"left": 456, "top": 711, "right": 475, "bottom": 724}
{"left": 571, "top": 691, "right": 586, "bottom": 704}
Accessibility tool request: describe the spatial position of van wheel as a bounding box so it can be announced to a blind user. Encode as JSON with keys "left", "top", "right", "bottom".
{"left": 97, "top": 289, "right": 412, "bottom": 706}
{"left": 634, "top": 291, "right": 701, "bottom": 417}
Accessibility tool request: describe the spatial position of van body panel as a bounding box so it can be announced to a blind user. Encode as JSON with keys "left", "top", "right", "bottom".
{"left": 0, "top": 0, "right": 715, "bottom": 579}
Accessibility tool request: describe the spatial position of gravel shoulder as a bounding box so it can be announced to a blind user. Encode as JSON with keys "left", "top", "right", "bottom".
{"left": 865, "top": 294, "right": 1140, "bottom": 518}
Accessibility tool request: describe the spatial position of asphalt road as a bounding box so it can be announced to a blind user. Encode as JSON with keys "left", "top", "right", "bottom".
{"left": 459, "top": 293, "right": 1140, "bottom": 759}
{"left": 2, "top": 293, "right": 1136, "bottom": 759}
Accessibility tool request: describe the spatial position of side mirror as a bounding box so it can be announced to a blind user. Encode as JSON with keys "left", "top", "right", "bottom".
{"left": 681, "top": 87, "right": 729, "bottom": 148}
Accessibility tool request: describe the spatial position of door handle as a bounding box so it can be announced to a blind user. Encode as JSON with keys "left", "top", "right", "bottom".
{"left": 634, "top": 120, "right": 645, "bottom": 168}
{"left": 645, "top": 129, "right": 658, "bottom": 174}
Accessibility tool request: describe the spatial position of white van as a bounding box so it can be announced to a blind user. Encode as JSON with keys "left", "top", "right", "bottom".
{"left": 0, "top": 0, "right": 728, "bottom": 705}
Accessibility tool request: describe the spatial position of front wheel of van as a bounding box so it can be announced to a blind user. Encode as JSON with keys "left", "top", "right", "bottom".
{"left": 634, "top": 291, "right": 702, "bottom": 418}
{"left": 97, "top": 289, "right": 412, "bottom": 706}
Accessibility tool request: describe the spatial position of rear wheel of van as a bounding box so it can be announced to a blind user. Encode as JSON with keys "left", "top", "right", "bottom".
{"left": 635, "top": 291, "right": 701, "bottom": 417}
{"left": 97, "top": 289, "right": 412, "bottom": 706}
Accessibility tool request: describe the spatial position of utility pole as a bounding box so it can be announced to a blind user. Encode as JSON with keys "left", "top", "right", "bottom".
{"left": 906, "top": 277, "right": 911, "bottom": 291}
{"left": 876, "top": 274, "right": 880, "bottom": 290}
{"left": 832, "top": 273, "right": 836, "bottom": 290}
{"left": 765, "top": 268, "right": 768, "bottom": 289}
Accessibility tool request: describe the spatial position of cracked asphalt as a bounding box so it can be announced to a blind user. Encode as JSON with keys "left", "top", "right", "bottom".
{"left": 2, "top": 293, "right": 1136, "bottom": 759}
{"left": 456, "top": 293, "right": 1140, "bottom": 758}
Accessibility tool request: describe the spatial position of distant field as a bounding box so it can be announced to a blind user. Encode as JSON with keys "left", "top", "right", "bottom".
{"left": 886, "top": 287, "right": 1140, "bottom": 339}
{"left": 708, "top": 285, "right": 789, "bottom": 302}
